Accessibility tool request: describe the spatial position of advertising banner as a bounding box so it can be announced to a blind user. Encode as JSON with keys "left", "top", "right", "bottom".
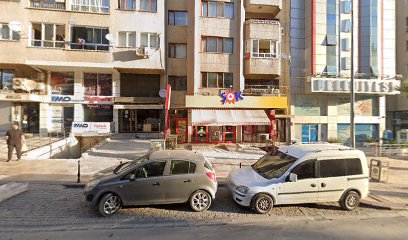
{"left": 71, "top": 122, "right": 111, "bottom": 135}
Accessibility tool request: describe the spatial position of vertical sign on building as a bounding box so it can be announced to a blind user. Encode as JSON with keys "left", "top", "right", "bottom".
{"left": 164, "top": 84, "right": 171, "bottom": 139}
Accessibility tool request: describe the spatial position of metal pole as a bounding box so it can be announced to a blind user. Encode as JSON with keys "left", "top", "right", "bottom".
{"left": 350, "top": 0, "right": 356, "bottom": 148}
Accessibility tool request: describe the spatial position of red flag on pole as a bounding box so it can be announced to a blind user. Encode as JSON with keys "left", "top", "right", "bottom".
{"left": 164, "top": 84, "right": 171, "bottom": 139}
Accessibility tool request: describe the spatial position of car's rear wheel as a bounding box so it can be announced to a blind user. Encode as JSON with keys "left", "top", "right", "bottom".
{"left": 253, "top": 193, "right": 273, "bottom": 214}
{"left": 98, "top": 193, "right": 122, "bottom": 217}
{"left": 340, "top": 191, "right": 360, "bottom": 211}
{"left": 189, "top": 190, "right": 212, "bottom": 212}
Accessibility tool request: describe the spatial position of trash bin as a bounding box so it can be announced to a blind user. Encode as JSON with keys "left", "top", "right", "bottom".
{"left": 150, "top": 139, "right": 166, "bottom": 152}
{"left": 370, "top": 159, "right": 389, "bottom": 182}
{"left": 166, "top": 135, "right": 178, "bottom": 150}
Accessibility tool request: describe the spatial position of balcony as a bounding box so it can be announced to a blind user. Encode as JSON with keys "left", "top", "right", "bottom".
{"left": 245, "top": 19, "right": 280, "bottom": 41}
{"left": 245, "top": 57, "right": 280, "bottom": 77}
{"left": 243, "top": 85, "right": 288, "bottom": 96}
{"left": 30, "top": 0, "right": 66, "bottom": 10}
{"left": 245, "top": 0, "right": 282, "bottom": 16}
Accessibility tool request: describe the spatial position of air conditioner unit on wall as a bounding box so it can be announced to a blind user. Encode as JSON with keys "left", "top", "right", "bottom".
{"left": 13, "top": 78, "right": 38, "bottom": 92}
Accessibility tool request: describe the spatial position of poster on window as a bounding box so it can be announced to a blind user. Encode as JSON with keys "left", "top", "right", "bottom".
{"left": 51, "top": 72, "right": 74, "bottom": 95}
{"left": 49, "top": 105, "right": 64, "bottom": 132}
{"left": 337, "top": 96, "right": 379, "bottom": 116}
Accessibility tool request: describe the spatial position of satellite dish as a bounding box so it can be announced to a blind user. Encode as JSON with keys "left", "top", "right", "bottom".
{"left": 105, "top": 33, "right": 116, "bottom": 43}
{"left": 9, "top": 21, "right": 22, "bottom": 32}
{"left": 159, "top": 89, "right": 167, "bottom": 98}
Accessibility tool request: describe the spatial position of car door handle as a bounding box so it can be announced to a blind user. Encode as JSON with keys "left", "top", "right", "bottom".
{"left": 184, "top": 179, "right": 192, "bottom": 183}
{"left": 321, "top": 183, "right": 326, "bottom": 188}
{"left": 153, "top": 182, "right": 160, "bottom": 186}
{"left": 311, "top": 183, "right": 316, "bottom": 188}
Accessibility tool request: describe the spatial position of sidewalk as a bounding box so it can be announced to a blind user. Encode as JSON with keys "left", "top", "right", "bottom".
{"left": 0, "top": 139, "right": 407, "bottom": 210}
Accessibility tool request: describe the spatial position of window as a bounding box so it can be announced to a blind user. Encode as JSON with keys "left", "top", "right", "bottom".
{"left": 342, "top": 19, "right": 351, "bottom": 33}
{"left": 71, "top": 0, "right": 110, "bottom": 13}
{"left": 201, "top": 72, "right": 233, "bottom": 88}
{"left": 30, "top": 0, "right": 67, "bottom": 10}
{"left": 319, "top": 159, "right": 347, "bottom": 178}
{"left": 291, "top": 160, "right": 316, "bottom": 180}
{"left": 0, "top": 23, "right": 20, "bottom": 41}
{"left": 118, "top": 31, "right": 136, "bottom": 48}
{"left": 142, "top": 161, "right": 166, "bottom": 177}
{"left": 202, "top": 36, "right": 233, "bottom": 53}
{"left": 251, "top": 39, "right": 277, "bottom": 58}
{"left": 140, "top": 33, "right": 159, "bottom": 49}
{"left": 170, "top": 160, "right": 196, "bottom": 175}
{"left": 84, "top": 73, "right": 112, "bottom": 96}
{"left": 71, "top": 26, "right": 109, "bottom": 51}
{"left": 0, "top": 70, "right": 15, "bottom": 90}
{"left": 50, "top": 72, "right": 74, "bottom": 95}
{"left": 140, "top": 0, "right": 157, "bottom": 12}
{"left": 343, "top": 0, "right": 351, "bottom": 14}
{"left": 169, "top": 11, "right": 188, "bottom": 26}
{"left": 168, "top": 43, "right": 187, "bottom": 58}
{"left": 118, "top": 0, "right": 136, "bottom": 10}
{"left": 168, "top": 76, "right": 187, "bottom": 91}
{"left": 345, "top": 158, "right": 363, "bottom": 176}
{"left": 201, "top": 1, "right": 234, "bottom": 19}
{"left": 31, "top": 23, "right": 65, "bottom": 48}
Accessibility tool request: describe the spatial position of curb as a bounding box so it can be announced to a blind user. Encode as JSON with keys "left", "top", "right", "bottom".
{"left": 361, "top": 199, "right": 408, "bottom": 211}
{"left": 0, "top": 182, "right": 29, "bottom": 203}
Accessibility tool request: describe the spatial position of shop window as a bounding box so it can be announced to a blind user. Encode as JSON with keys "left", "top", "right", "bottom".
{"left": 140, "top": 0, "right": 157, "bottom": 12}
{"left": 84, "top": 73, "right": 112, "bottom": 96}
{"left": 201, "top": 72, "right": 233, "bottom": 88}
{"left": 168, "top": 76, "right": 187, "bottom": 91}
{"left": 118, "top": 31, "right": 136, "bottom": 48}
{"left": 118, "top": 0, "right": 136, "bottom": 10}
{"left": 84, "top": 104, "right": 113, "bottom": 122}
{"left": 120, "top": 74, "right": 160, "bottom": 97}
{"left": 202, "top": 36, "right": 233, "bottom": 54}
{"left": 168, "top": 11, "right": 188, "bottom": 26}
{"left": 0, "top": 69, "right": 15, "bottom": 91}
{"left": 31, "top": 23, "right": 65, "bottom": 48}
{"left": 51, "top": 72, "right": 74, "bottom": 95}
{"left": 201, "top": 1, "right": 233, "bottom": 19}
{"left": 70, "top": 26, "right": 109, "bottom": 51}
{"left": 140, "top": 32, "right": 159, "bottom": 49}
{"left": 0, "top": 23, "right": 20, "bottom": 41}
{"left": 168, "top": 43, "right": 187, "bottom": 58}
{"left": 71, "top": 0, "right": 110, "bottom": 13}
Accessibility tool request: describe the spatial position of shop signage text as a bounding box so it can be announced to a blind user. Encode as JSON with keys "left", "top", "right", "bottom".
{"left": 71, "top": 122, "right": 111, "bottom": 135}
{"left": 220, "top": 90, "right": 244, "bottom": 104}
{"left": 311, "top": 78, "right": 401, "bottom": 95}
{"left": 50, "top": 95, "right": 113, "bottom": 104}
{"left": 51, "top": 96, "right": 84, "bottom": 103}
{"left": 85, "top": 96, "right": 112, "bottom": 104}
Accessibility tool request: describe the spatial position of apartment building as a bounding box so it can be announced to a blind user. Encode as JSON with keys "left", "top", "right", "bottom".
{"left": 290, "top": 0, "right": 400, "bottom": 145}
{"left": 167, "top": 0, "right": 290, "bottom": 144}
{"left": 0, "top": 0, "right": 165, "bottom": 134}
{"left": 387, "top": 0, "right": 408, "bottom": 134}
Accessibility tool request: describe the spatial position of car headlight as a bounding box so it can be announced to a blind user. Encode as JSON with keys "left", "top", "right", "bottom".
{"left": 85, "top": 180, "right": 100, "bottom": 191}
{"left": 235, "top": 186, "right": 249, "bottom": 194}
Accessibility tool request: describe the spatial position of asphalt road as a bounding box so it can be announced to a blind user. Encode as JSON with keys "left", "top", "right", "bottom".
{"left": 1, "top": 214, "right": 407, "bottom": 240}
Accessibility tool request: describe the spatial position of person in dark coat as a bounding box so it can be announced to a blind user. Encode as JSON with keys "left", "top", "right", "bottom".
{"left": 5, "top": 122, "right": 25, "bottom": 162}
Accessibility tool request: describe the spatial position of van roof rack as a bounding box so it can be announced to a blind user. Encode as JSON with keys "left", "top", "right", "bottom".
{"left": 314, "top": 148, "right": 355, "bottom": 153}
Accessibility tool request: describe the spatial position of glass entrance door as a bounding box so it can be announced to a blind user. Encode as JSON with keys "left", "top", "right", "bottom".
{"left": 119, "top": 109, "right": 137, "bottom": 132}
{"left": 302, "top": 125, "right": 319, "bottom": 143}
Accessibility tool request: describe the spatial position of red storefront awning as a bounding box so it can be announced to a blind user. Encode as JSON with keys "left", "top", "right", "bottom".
{"left": 191, "top": 109, "right": 271, "bottom": 126}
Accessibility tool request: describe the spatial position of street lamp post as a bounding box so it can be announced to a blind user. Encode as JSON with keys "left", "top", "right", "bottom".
{"left": 350, "top": 0, "right": 356, "bottom": 148}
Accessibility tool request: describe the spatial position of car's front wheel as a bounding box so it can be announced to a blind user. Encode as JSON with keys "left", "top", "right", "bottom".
{"left": 98, "top": 193, "right": 122, "bottom": 217}
{"left": 189, "top": 190, "right": 212, "bottom": 212}
{"left": 252, "top": 193, "right": 273, "bottom": 214}
{"left": 340, "top": 191, "right": 360, "bottom": 211}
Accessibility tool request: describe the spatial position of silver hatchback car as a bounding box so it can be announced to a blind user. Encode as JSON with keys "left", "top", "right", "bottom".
{"left": 84, "top": 150, "right": 217, "bottom": 216}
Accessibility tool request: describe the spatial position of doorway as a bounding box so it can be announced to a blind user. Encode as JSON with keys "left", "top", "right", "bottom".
{"left": 302, "top": 125, "right": 319, "bottom": 143}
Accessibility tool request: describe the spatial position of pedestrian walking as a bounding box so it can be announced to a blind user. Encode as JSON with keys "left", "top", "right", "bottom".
{"left": 5, "top": 122, "right": 25, "bottom": 162}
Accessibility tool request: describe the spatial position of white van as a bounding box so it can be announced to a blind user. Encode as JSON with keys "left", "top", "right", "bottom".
{"left": 228, "top": 144, "right": 369, "bottom": 214}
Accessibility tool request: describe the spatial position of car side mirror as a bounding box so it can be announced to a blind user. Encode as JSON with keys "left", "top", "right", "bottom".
{"left": 130, "top": 173, "right": 136, "bottom": 181}
{"left": 289, "top": 173, "right": 298, "bottom": 182}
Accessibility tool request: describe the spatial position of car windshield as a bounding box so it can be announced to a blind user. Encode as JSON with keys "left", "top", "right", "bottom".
{"left": 114, "top": 155, "right": 149, "bottom": 174}
{"left": 252, "top": 150, "right": 298, "bottom": 180}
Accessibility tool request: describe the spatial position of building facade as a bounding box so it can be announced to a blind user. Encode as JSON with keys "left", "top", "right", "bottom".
{"left": 167, "top": 0, "right": 290, "bottom": 144}
{"left": 387, "top": 0, "right": 408, "bottom": 134}
{"left": 290, "top": 0, "right": 399, "bottom": 146}
{"left": 0, "top": 0, "right": 165, "bottom": 135}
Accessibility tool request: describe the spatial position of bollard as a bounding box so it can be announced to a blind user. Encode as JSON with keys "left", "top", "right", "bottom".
{"left": 240, "top": 162, "right": 242, "bottom": 169}
{"left": 77, "top": 160, "right": 81, "bottom": 183}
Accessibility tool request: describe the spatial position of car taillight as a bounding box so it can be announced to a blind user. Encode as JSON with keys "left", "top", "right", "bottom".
{"left": 206, "top": 172, "right": 217, "bottom": 182}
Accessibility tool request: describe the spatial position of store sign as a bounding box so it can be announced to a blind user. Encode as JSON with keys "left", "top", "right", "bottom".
{"left": 85, "top": 96, "right": 113, "bottom": 104}
{"left": 71, "top": 122, "right": 111, "bottom": 135}
{"left": 51, "top": 95, "right": 84, "bottom": 103}
{"left": 311, "top": 78, "right": 400, "bottom": 95}
{"left": 220, "top": 90, "right": 244, "bottom": 104}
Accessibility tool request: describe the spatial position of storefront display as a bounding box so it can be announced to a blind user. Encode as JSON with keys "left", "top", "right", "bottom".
{"left": 119, "top": 109, "right": 161, "bottom": 132}
{"left": 50, "top": 72, "right": 74, "bottom": 95}
{"left": 84, "top": 104, "right": 113, "bottom": 122}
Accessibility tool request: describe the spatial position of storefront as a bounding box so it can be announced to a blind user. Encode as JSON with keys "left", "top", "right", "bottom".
{"left": 12, "top": 102, "right": 40, "bottom": 133}
{"left": 169, "top": 109, "right": 188, "bottom": 143}
{"left": 116, "top": 105, "right": 163, "bottom": 133}
{"left": 84, "top": 104, "right": 113, "bottom": 122}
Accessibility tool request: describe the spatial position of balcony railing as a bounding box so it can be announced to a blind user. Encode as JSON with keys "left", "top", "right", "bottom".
{"left": 70, "top": 43, "right": 109, "bottom": 51}
{"left": 30, "top": 1, "right": 66, "bottom": 10}
{"left": 31, "top": 40, "right": 65, "bottom": 48}
{"left": 243, "top": 85, "right": 288, "bottom": 96}
{"left": 71, "top": 4, "right": 110, "bottom": 14}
